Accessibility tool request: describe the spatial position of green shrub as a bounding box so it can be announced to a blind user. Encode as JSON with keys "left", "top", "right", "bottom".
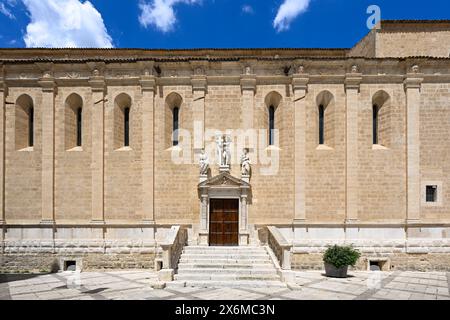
{"left": 323, "top": 245, "right": 361, "bottom": 268}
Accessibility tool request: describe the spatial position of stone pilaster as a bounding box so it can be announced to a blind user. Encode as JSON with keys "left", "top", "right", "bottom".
{"left": 292, "top": 70, "right": 309, "bottom": 222}
{"left": 198, "top": 194, "right": 208, "bottom": 245}
{"left": 240, "top": 71, "right": 256, "bottom": 136}
{"left": 140, "top": 72, "right": 156, "bottom": 223}
{"left": 0, "top": 69, "right": 5, "bottom": 225}
{"left": 38, "top": 72, "right": 56, "bottom": 224}
{"left": 191, "top": 67, "right": 207, "bottom": 151}
{"left": 345, "top": 69, "right": 362, "bottom": 222}
{"left": 404, "top": 66, "right": 423, "bottom": 223}
{"left": 89, "top": 71, "right": 106, "bottom": 224}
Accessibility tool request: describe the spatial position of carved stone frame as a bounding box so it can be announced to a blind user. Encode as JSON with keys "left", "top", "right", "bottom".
{"left": 198, "top": 172, "right": 251, "bottom": 246}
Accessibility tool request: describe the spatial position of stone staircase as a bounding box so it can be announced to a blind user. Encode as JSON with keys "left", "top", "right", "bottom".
{"left": 168, "top": 246, "right": 286, "bottom": 288}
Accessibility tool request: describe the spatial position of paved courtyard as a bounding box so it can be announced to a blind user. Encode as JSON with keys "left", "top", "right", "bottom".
{"left": 0, "top": 270, "right": 449, "bottom": 300}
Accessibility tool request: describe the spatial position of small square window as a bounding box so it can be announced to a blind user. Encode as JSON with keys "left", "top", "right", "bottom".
{"left": 426, "top": 185, "right": 437, "bottom": 203}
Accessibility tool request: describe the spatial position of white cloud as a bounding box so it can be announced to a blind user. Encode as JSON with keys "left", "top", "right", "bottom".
{"left": 21, "top": 0, "right": 113, "bottom": 48}
{"left": 0, "top": 2, "right": 15, "bottom": 19}
{"left": 241, "top": 4, "right": 253, "bottom": 14}
{"left": 273, "top": 0, "right": 310, "bottom": 32}
{"left": 138, "top": 0, "right": 201, "bottom": 33}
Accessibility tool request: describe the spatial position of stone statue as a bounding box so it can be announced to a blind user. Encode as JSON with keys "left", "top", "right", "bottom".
{"left": 245, "top": 66, "right": 251, "bottom": 75}
{"left": 351, "top": 65, "right": 358, "bottom": 73}
{"left": 240, "top": 148, "right": 251, "bottom": 176}
{"left": 222, "top": 135, "right": 231, "bottom": 166}
{"left": 411, "top": 65, "right": 420, "bottom": 74}
{"left": 215, "top": 134, "right": 223, "bottom": 165}
{"left": 215, "top": 134, "right": 231, "bottom": 167}
{"left": 199, "top": 149, "right": 209, "bottom": 175}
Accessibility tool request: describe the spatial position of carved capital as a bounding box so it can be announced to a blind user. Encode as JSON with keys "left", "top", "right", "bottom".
{"left": 292, "top": 74, "right": 309, "bottom": 92}
{"left": 345, "top": 73, "right": 363, "bottom": 92}
{"left": 140, "top": 75, "right": 156, "bottom": 93}
{"left": 404, "top": 75, "right": 424, "bottom": 91}
{"left": 89, "top": 76, "right": 106, "bottom": 93}
{"left": 38, "top": 76, "right": 56, "bottom": 93}
{"left": 191, "top": 75, "right": 207, "bottom": 92}
{"left": 240, "top": 75, "right": 256, "bottom": 92}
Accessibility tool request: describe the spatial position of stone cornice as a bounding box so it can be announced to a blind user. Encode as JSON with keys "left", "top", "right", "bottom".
{"left": 88, "top": 75, "right": 106, "bottom": 93}
{"left": 240, "top": 74, "right": 256, "bottom": 92}
{"left": 291, "top": 73, "right": 309, "bottom": 92}
{"left": 191, "top": 74, "right": 207, "bottom": 92}
{"left": 344, "top": 73, "right": 363, "bottom": 91}
{"left": 404, "top": 73, "right": 424, "bottom": 90}
{"left": 37, "top": 76, "right": 56, "bottom": 93}
{"left": 139, "top": 74, "right": 156, "bottom": 92}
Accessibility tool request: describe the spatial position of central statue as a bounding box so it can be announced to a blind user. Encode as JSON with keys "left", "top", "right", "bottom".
{"left": 216, "top": 134, "right": 231, "bottom": 167}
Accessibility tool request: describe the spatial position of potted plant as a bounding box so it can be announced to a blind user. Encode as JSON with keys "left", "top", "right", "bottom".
{"left": 323, "top": 245, "right": 361, "bottom": 278}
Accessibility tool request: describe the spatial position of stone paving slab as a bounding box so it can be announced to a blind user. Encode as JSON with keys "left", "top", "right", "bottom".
{"left": 0, "top": 270, "right": 449, "bottom": 300}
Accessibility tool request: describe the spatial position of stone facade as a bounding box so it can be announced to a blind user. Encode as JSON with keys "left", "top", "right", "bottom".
{"left": 1, "top": 20, "right": 450, "bottom": 272}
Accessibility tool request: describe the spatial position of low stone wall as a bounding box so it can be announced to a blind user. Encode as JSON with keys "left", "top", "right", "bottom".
{"left": 291, "top": 253, "right": 450, "bottom": 271}
{"left": 0, "top": 253, "right": 157, "bottom": 273}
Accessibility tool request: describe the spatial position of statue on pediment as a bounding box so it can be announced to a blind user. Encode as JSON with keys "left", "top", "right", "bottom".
{"left": 199, "top": 149, "right": 209, "bottom": 175}
{"left": 240, "top": 148, "right": 251, "bottom": 176}
{"left": 215, "top": 134, "right": 231, "bottom": 168}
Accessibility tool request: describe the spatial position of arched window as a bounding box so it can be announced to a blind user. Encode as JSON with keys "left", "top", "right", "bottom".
{"left": 165, "top": 92, "right": 183, "bottom": 148}
{"left": 28, "top": 106, "right": 34, "bottom": 147}
{"left": 372, "top": 104, "right": 379, "bottom": 145}
{"left": 316, "top": 90, "right": 334, "bottom": 147}
{"left": 15, "top": 94, "right": 34, "bottom": 150}
{"left": 318, "top": 104, "right": 325, "bottom": 145}
{"left": 76, "top": 107, "right": 82, "bottom": 147}
{"left": 65, "top": 93, "right": 83, "bottom": 150}
{"left": 372, "top": 90, "right": 391, "bottom": 147}
{"left": 172, "top": 106, "right": 179, "bottom": 146}
{"left": 124, "top": 107, "right": 130, "bottom": 147}
{"left": 264, "top": 91, "right": 282, "bottom": 147}
{"left": 114, "top": 93, "right": 132, "bottom": 149}
{"left": 269, "top": 106, "right": 275, "bottom": 145}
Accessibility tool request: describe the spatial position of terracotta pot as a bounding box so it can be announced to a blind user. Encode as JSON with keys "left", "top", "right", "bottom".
{"left": 324, "top": 263, "right": 348, "bottom": 278}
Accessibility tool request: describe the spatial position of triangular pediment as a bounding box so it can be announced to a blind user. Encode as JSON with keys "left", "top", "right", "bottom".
{"left": 198, "top": 172, "right": 250, "bottom": 188}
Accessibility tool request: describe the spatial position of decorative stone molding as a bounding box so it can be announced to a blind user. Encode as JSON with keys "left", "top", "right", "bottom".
{"left": 404, "top": 70, "right": 424, "bottom": 91}
{"left": 190, "top": 61, "right": 208, "bottom": 92}
{"left": 240, "top": 74, "right": 256, "bottom": 92}
{"left": 38, "top": 74, "right": 56, "bottom": 93}
{"left": 345, "top": 71, "right": 363, "bottom": 92}
{"left": 291, "top": 73, "right": 309, "bottom": 93}
{"left": 139, "top": 73, "right": 156, "bottom": 93}
{"left": 87, "top": 63, "right": 106, "bottom": 93}
{"left": 191, "top": 74, "right": 207, "bottom": 92}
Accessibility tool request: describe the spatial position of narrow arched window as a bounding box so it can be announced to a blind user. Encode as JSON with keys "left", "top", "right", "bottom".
{"left": 28, "top": 107, "right": 34, "bottom": 147}
{"left": 373, "top": 104, "right": 379, "bottom": 145}
{"left": 269, "top": 106, "right": 275, "bottom": 145}
{"left": 76, "top": 107, "right": 82, "bottom": 147}
{"left": 318, "top": 104, "right": 324, "bottom": 145}
{"left": 124, "top": 107, "right": 130, "bottom": 147}
{"left": 173, "top": 107, "right": 179, "bottom": 146}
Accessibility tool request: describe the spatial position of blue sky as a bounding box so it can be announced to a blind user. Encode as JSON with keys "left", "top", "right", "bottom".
{"left": 0, "top": 0, "right": 449, "bottom": 49}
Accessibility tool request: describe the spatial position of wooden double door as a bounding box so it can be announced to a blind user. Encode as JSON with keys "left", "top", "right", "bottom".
{"left": 209, "top": 199, "right": 239, "bottom": 246}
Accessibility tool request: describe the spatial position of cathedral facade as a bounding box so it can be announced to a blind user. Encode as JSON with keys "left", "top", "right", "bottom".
{"left": 1, "top": 20, "right": 450, "bottom": 272}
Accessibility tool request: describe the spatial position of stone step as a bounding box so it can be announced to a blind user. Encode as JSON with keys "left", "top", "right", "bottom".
{"left": 178, "top": 263, "right": 276, "bottom": 270}
{"left": 166, "top": 280, "right": 287, "bottom": 289}
{"left": 174, "top": 273, "right": 280, "bottom": 281}
{"left": 179, "top": 258, "right": 272, "bottom": 265}
{"left": 177, "top": 268, "right": 277, "bottom": 275}
{"left": 183, "top": 247, "right": 267, "bottom": 254}
{"left": 180, "top": 253, "right": 269, "bottom": 260}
